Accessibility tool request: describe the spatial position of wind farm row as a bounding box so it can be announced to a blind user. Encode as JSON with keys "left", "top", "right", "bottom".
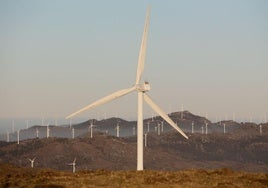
{"left": 1, "top": 110, "right": 266, "bottom": 143}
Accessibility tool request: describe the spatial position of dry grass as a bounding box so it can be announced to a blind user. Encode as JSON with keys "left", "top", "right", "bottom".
{"left": 0, "top": 164, "right": 267, "bottom": 188}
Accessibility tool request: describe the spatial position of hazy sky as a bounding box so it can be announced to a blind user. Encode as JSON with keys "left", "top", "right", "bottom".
{"left": 1, "top": 0, "right": 267, "bottom": 123}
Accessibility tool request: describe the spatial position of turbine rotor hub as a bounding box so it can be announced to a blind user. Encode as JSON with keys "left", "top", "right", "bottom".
{"left": 136, "top": 81, "right": 151, "bottom": 92}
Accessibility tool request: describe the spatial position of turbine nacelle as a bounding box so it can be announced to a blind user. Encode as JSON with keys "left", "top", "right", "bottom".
{"left": 135, "top": 81, "right": 150, "bottom": 92}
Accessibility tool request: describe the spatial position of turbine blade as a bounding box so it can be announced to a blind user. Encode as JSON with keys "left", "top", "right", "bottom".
{"left": 144, "top": 94, "right": 188, "bottom": 139}
{"left": 73, "top": 158, "right": 76, "bottom": 163}
{"left": 135, "top": 6, "right": 151, "bottom": 84}
{"left": 66, "top": 86, "right": 136, "bottom": 119}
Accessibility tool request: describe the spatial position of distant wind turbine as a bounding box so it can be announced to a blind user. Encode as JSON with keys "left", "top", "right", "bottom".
{"left": 115, "top": 122, "right": 120, "bottom": 138}
{"left": 89, "top": 120, "right": 95, "bottom": 139}
{"left": 191, "top": 122, "right": 194, "bottom": 134}
{"left": 72, "top": 127, "right": 75, "bottom": 139}
{"left": 68, "top": 158, "right": 76, "bottom": 173}
{"left": 28, "top": 157, "right": 36, "bottom": 168}
{"left": 147, "top": 121, "right": 150, "bottom": 132}
{"left": 17, "top": 130, "right": 20, "bottom": 144}
{"left": 36, "top": 128, "right": 39, "bottom": 138}
{"left": 144, "top": 132, "right": 147, "bottom": 147}
{"left": 46, "top": 124, "right": 50, "bottom": 138}
{"left": 65, "top": 7, "right": 188, "bottom": 171}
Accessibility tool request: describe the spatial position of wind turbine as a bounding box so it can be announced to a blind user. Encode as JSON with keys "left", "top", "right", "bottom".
{"left": 36, "top": 128, "right": 39, "bottom": 138}
{"left": 89, "top": 120, "right": 94, "bottom": 139}
{"left": 191, "top": 122, "right": 194, "bottom": 134}
{"left": 17, "top": 130, "right": 20, "bottom": 144}
{"left": 28, "top": 157, "right": 36, "bottom": 168}
{"left": 144, "top": 132, "right": 147, "bottom": 147}
{"left": 46, "top": 124, "right": 50, "bottom": 138}
{"left": 147, "top": 121, "right": 150, "bottom": 132}
{"left": 157, "top": 122, "right": 161, "bottom": 135}
{"left": 72, "top": 127, "right": 75, "bottom": 139}
{"left": 68, "top": 158, "right": 76, "bottom": 173}
{"left": 259, "top": 124, "right": 262, "bottom": 135}
{"left": 65, "top": 7, "right": 188, "bottom": 171}
{"left": 115, "top": 122, "right": 120, "bottom": 137}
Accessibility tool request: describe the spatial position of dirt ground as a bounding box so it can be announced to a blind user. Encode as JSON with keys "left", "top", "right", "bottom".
{"left": 0, "top": 163, "right": 267, "bottom": 188}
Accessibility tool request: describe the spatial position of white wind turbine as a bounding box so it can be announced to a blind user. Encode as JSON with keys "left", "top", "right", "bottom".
{"left": 157, "top": 122, "right": 161, "bottom": 135}
{"left": 17, "top": 130, "right": 20, "bottom": 145}
{"left": 28, "top": 157, "right": 36, "bottom": 168}
{"left": 36, "top": 128, "right": 39, "bottom": 138}
{"left": 65, "top": 7, "right": 188, "bottom": 171}
{"left": 72, "top": 127, "right": 75, "bottom": 139}
{"left": 147, "top": 121, "right": 150, "bottom": 132}
{"left": 68, "top": 158, "right": 76, "bottom": 173}
{"left": 161, "top": 121, "right": 164, "bottom": 132}
{"left": 144, "top": 132, "right": 147, "bottom": 147}
{"left": 115, "top": 122, "right": 120, "bottom": 138}
{"left": 89, "top": 120, "right": 95, "bottom": 139}
{"left": 46, "top": 124, "right": 50, "bottom": 138}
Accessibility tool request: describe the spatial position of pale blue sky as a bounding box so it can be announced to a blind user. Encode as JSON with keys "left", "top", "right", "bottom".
{"left": 1, "top": 0, "right": 267, "bottom": 123}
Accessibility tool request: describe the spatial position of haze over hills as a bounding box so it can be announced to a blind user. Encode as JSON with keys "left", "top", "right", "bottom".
{"left": 0, "top": 111, "right": 267, "bottom": 173}
{"left": 1, "top": 111, "right": 266, "bottom": 142}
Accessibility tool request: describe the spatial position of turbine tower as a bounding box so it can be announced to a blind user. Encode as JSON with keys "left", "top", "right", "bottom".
{"left": 36, "top": 128, "right": 39, "bottom": 138}
{"left": 46, "top": 124, "right": 50, "bottom": 138}
{"left": 68, "top": 158, "right": 76, "bottom": 173}
{"left": 144, "top": 132, "right": 147, "bottom": 147}
{"left": 116, "top": 122, "right": 120, "bottom": 138}
{"left": 28, "top": 157, "right": 36, "bottom": 168}
{"left": 65, "top": 7, "right": 188, "bottom": 171}
{"left": 89, "top": 120, "right": 94, "bottom": 139}
{"left": 72, "top": 127, "right": 75, "bottom": 139}
{"left": 17, "top": 130, "right": 20, "bottom": 145}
